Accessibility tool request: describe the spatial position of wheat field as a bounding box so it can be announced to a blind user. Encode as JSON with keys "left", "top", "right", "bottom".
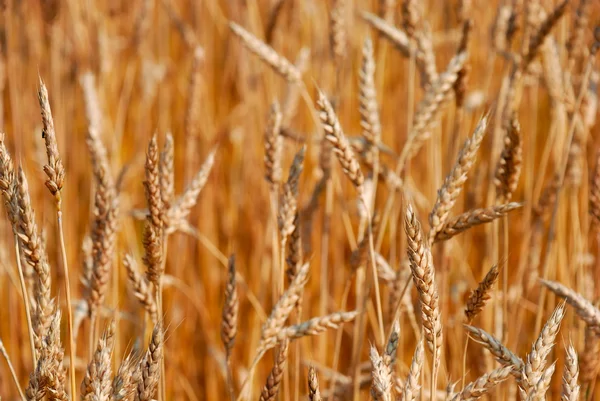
{"left": 0, "top": 0, "right": 599, "bottom": 400}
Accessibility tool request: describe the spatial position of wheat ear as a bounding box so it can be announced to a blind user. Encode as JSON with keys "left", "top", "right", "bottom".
{"left": 429, "top": 114, "right": 488, "bottom": 243}
{"left": 521, "top": 302, "right": 566, "bottom": 395}
{"left": 465, "top": 264, "right": 501, "bottom": 322}
{"left": 561, "top": 343, "right": 580, "bottom": 401}
{"left": 259, "top": 339, "right": 289, "bottom": 401}
{"left": 123, "top": 255, "right": 158, "bottom": 323}
{"left": 450, "top": 366, "right": 513, "bottom": 401}
{"left": 81, "top": 320, "right": 115, "bottom": 401}
{"left": 136, "top": 324, "right": 164, "bottom": 401}
{"left": 38, "top": 77, "right": 77, "bottom": 400}
{"left": 539, "top": 280, "right": 600, "bottom": 334}
{"left": 370, "top": 345, "right": 393, "bottom": 401}
{"left": 229, "top": 22, "right": 301, "bottom": 82}
{"left": 317, "top": 90, "right": 364, "bottom": 190}
{"left": 400, "top": 340, "right": 424, "bottom": 401}
{"left": 435, "top": 203, "right": 522, "bottom": 243}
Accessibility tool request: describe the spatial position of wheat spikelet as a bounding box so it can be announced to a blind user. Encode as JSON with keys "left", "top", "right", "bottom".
{"left": 561, "top": 344, "right": 579, "bottom": 401}
{"left": 360, "top": 11, "right": 412, "bottom": 57}
{"left": 16, "top": 167, "right": 52, "bottom": 347}
{"left": 434, "top": 203, "right": 523, "bottom": 242}
{"left": 257, "top": 262, "right": 309, "bottom": 356}
{"left": 229, "top": 22, "right": 301, "bottom": 82}
{"left": 264, "top": 101, "right": 283, "bottom": 189}
{"left": 454, "top": 20, "right": 472, "bottom": 107}
{"left": 259, "top": 339, "right": 289, "bottom": 401}
{"left": 429, "top": 115, "right": 488, "bottom": 243}
{"left": 112, "top": 351, "right": 140, "bottom": 401}
{"left": 37, "top": 309, "right": 68, "bottom": 401}
{"left": 159, "top": 133, "right": 175, "bottom": 221}
{"left": 273, "top": 311, "right": 358, "bottom": 347}
{"left": 465, "top": 264, "right": 500, "bottom": 322}
{"left": 221, "top": 255, "right": 238, "bottom": 358}
{"left": 330, "top": 0, "right": 347, "bottom": 64}
{"left": 540, "top": 280, "right": 600, "bottom": 334}
{"left": 80, "top": 73, "right": 119, "bottom": 317}
{"left": 168, "top": 147, "right": 217, "bottom": 229}
{"left": 317, "top": 90, "right": 364, "bottom": 190}
{"left": 404, "top": 205, "right": 442, "bottom": 361}
{"left": 37, "top": 78, "right": 65, "bottom": 199}
{"left": 495, "top": 113, "right": 522, "bottom": 203}
{"left": 525, "top": 362, "right": 557, "bottom": 401}
{"left": 400, "top": 340, "right": 424, "bottom": 401}
{"left": 384, "top": 319, "right": 400, "bottom": 367}
{"left": 144, "top": 135, "right": 163, "bottom": 230}
{"left": 286, "top": 212, "right": 303, "bottom": 282}
{"left": 521, "top": 0, "right": 569, "bottom": 69}
{"left": 580, "top": 326, "right": 600, "bottom": 384}
{"left": 521, "top": 302, "right": 565, "bottom": 394}
{"left": 415, "top": 26, "right": 438, "bottom": 87}
{"left": 308, "top": 366, "right": 323, "bottom": 401}
{"left": 136, "top": 324, "right": 163, "bottom": 401}
{"left": 589, "top": 150, "right": 600, "bottom": 229}
{"left": 279, "top": 147, "right": 305, "bottom": 243}
{"left": 124, "top": 255, "right": 158, "bottom": 323}
{"left": 492, "top": 5, "right": 512, "bottom": 52}
{"left": 401, "top": 0, "right": 420, "bottom": 38}
{"left": 401, "top": 51, "right": 468, "bottom": 164}
{"left": 81, "top": 320, "right": 116, "bottom": 401}
{"left": 566, "top": 0, "right": 590, "bottom": 64}
{"left": 450, "top": 366, "right": 513, "bottom": 401}
{"left": 370, "top": 345, "right": 393, "bottom": 401}
{"left": 464, "top": 325, "right": 524, "bottom": 375}
{"left": 0, "top": 134, "right": 17, "bottom": 229}
{"left": 142, "top": 219, "right": 163, "bottom": 290}
{"left": 359, "top": 36, "right": 382, "bottom": 169}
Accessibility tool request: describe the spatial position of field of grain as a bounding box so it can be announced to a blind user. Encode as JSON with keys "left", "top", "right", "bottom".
{"left": 0, "top": 0, "right": 599, "bottom": 400}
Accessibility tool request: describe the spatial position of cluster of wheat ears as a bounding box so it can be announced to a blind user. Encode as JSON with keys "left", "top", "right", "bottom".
{"left": 0, "top": 0, "right": 600, "bottom": 400}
